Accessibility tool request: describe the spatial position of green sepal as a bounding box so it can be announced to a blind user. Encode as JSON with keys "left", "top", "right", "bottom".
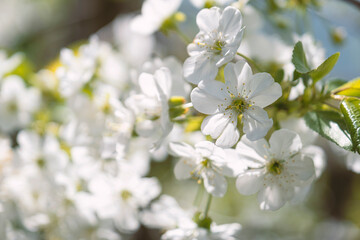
{"left": 192, "top": 211, "right": 212, "bottom": 230}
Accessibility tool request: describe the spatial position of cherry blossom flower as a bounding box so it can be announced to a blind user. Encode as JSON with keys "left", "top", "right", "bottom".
{"left": 169, "top": 141, "right": 242, "bottom": 197}
{"left": 126, "top": 67, "right": 173, "bottom": 148}
{"left": 0, "top": 75, "right": 40, "bottom": 133}
{"left": 89, "top": 172, "right": 161, "bottom": 232}
{"left": 191, "top": 60, "right": 282, "bottom": 147}
{"left": 235, "top": 129, "right": 316, "bottom": 210}
{"left": 130, "top": 0, "right": 182, "bottom": 35}
{"left": 184, "top": 6, "right": 244, "bottom": 84}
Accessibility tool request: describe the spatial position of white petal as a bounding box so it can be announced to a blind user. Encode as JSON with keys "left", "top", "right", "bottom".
{"left": 224, "top": 61, "right": 245, "bottom": 96}
{"left": 139, "top": 72, "right": 158, "bottom": 98}
{"left": 222, "top": 149, "right": 247, "bottom": 177}
{"left": 269, "top": 129, "right": 302, "bottom": 160}
{"left": 258, "top": 184, "right": 286, "bottom": 211}
{"left": 287, "top": 154, "right": 315, "bottom": 181}
{"left": 202, "top": 170, "right": 228, "bottom": 197}
{"left": 302, "top": 145, "right": 326, "bottom": 178}
{"left": 201, "top": 113, "right": 230, "bottom": 139}
{"left": 236, "top": 136, "right": 269, "bottom": 168}
{"left": 196, "top": 7, "right": 221, "bottom": 33}
{"left": 195, "top": 141, "right": 215, "bottom": 158}
{"left": 114, "top": 206, "right": 140, "bottom": 232}
{"left": 154, "top": 67, "right": 172, "bottom": 98}
{"left": 247, "top": 73, "right": 282, "bottom": 108}
{"left": 236, "top": 169, "right": 265, "bottom": 195}
{"left": 219, "top": 6, "right": 243, "bottom": 37}
{"left": 234, "top": 60, "right": 253, "bottom": 93}
{"left": 242, "top": 106, "right": 273, "bottom": 141}
{"left": 183, "top": 54, "right": 218, "bottom": 84}
{"left": 130, "top": 15, "right": 159, "bottom": 35}
{"left": 215, "top": 118, "right": 239, "bottom": 148}
{"left": 174, "top": 160, "right": 195, "bottom": 180}
{"left": 168, "top": 142, "right": 197, "bottom": 158}
{"left": 191, "top": 87, "right": 225, "bottom": 115}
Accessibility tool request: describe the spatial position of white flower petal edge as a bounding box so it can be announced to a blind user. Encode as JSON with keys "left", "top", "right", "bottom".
{"left": 191, "top": 59, "right": 282, "bottom": 147}
{"left": 235, "top": 129, "right": 316, "bottom": 211}
{"left": 184, "top": 6, "right": 244, "bottom": 84}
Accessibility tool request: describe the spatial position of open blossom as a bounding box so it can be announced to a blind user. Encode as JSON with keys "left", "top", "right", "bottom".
{"left": 56, "top": 36, "right": 100, "bottom": 97}
{"left": 89, "top": 172, "right": 161, "bottom": 232}
{"left": 184, "top": 6, "right": 244, "bottom": 84}
{"left": 169, "top": 141, "right": 242, "bottom": 197}
{"left": 235, "top": 129, "right": 316, "bottom": 211}
{"left": 191, "top": 60, "right": 282, "bottom": 147}
{"left": 0, "top": 75, "right": 40, "bottom": 133}
{"left": 130, "top": 0, "right": 182, "bottom": 35}
{"left": 126, "top": 67, "right": 173, "bottom": 148}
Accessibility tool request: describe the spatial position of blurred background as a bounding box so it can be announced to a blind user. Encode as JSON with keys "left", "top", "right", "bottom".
{"left": 1, "top": 0, "right": 360, "bottom": 239}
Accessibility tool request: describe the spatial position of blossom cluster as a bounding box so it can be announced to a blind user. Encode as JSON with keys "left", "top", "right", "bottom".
{"left": 0, "top": 0, "right": 359, "bottom": 239}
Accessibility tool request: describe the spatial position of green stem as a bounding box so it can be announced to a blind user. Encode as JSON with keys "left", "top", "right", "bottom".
{"left": 203, "top": 193, "right": 213, "bottom": 218}
{"left": 173, "top": 27, "right": 191, "bottom": 44}
{"left": 236, "top": 52, "right": 263, "bottom": 72}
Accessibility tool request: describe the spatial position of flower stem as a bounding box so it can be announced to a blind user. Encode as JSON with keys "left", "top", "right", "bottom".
{"left": 173, "top": 27, "right": 192, "bottom": 44}
{"left": 236, "top": 52, "right": 263, "bottom": 73}
{"left": 203, "top": 193, "right": 213, "bottom": 218}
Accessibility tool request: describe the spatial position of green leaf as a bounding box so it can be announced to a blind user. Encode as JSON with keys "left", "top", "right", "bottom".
{"left": 310, "top": 52, "right": 340, "bottom": 83}
{"left": 304, "top": 110, "right": 353, "bottom": 151}
{"left": 340, "top": 97, "right": 360, "bottom": 154}
{"left": 292, "top": 41, "right": 311, "bottom": 74}
{"left": 332, "top": 77, "right": 360, "bottom": 99}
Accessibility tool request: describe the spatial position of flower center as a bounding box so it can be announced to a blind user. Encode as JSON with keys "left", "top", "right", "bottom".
{"left": 200, "top": 158, "right": 211, "bottom": 168}
{"left": 267, "top": 159, "right": 284, "bottom": 175}
{"left": 7, "top": 102, "right": 18, "bottom": 113}
{"left": 225, "top": 98, "right": 249, "bottom": 113}
{"left": 36, "top": 158, "right": 46, "bottom": 168}
{"left": 121, "top": 190, "right": 132, "bottom": 201}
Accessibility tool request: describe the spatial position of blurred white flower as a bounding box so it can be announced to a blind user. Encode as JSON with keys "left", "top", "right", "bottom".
{"left": 56, "top": 36, "right": 100, "bottom": 97}
{"left": 113, "top": 15, "right": 155, "bottom": 67}
{"left": 162, "top": 222, "right": 242, "bottom": 240}
{"left": 89, "top": 172, "right": 161, "bottom": 232}
{"left": 169, "top": 141, "right": 242, "bottom": 197}
{"left": 142, "top": 56, "right": 191, "bottom": 98}
{"left": 235, "top": 129, "right": 316, "bottom": 210}
{"left": 131, "top": 0, "right": 182, "bottom": 35}
{"left": 141, "top": 195, "right": 193, "bottom": 230}
{"left": 126, "top": 67, "right": 173, "bottom": 148}
{"left": 0, "top": 75, "right": 40, "bottom": 132}
{"left": 0, "top": 51, "right": 22, "bottom": 80}
{"left": 191, "top": 60, "right": 281, "bottom": 147}
{"left": 16, "top": 130, "right": 69, "bottom": 175}
{"left": 184, "top": 6, "right": 244, "bottom": 84}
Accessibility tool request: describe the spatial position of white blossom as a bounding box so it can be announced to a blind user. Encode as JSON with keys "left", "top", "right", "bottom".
{"left": 184, "top": 6, "right": 244, "bottom": 84}
{"left": 130, "top": 0, "right": 182, "bottom": 35}
{"left": 169, "top": 141, "right": 242, "bottom": 197}
{"left": 126, "top": 67, "right": 173, "bottom": 148}
{"left": 0, "top": 75, "right": 40, "bottom": 132}
{"left": 89, "top": 172, "right": 161, "bottom": 232}
{"left": 235, "top": 129, "right": 316, "bottom": 210}
{"left": 191, "top": 60, "right": 282, "bottom": 147}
